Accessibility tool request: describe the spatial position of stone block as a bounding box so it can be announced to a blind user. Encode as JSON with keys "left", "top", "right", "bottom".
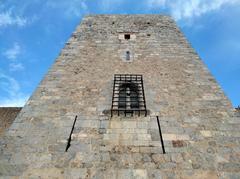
{"left": 65, "top": 168, "right": 88, "bottom": 179}
{"left": 110, "top": 121, "right": 121, "bottom": 129}
{"left": 137, "top": 122, "right": 149, "bottom": 129}
{"left": 117, "top": 169, "right": 133, "bottom": 178}
{"left": 162, "top": 133, "right": 190, "bottom": 141}
{"left": 0, "top": 164, "right": 27, "bottom": 176}
{"left": 122, "top": 121, "right": 136, "bottom": 128}
{"left": 133, "top": 169, "right": 148, "bottom": 179}
{"left": 200, "top": 130, "right": 212, "bottom": 137}
{"left": 138, "top": 134, "right": 151, "bottom": 140}
{"left": 21, "top": 168, "right": 65, "bottom": 179}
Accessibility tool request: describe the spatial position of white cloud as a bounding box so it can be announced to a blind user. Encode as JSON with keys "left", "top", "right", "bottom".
{"left": 100, "top": 0, "right": 124, "bottom": 11}
{"left": 0, "top": 73, "right": 20, "bottom": 97}
{"left": 0, "top": 11, "right": 27, "bottom": 27}
{"left": 146, "top": 0, "right": 240, "bottom": 20}
{"left": 147, "top": 0, "right": 166, "bottom": 8}
{"left": 2, "top": 43, "right": 25, "bottom": 73}
{"left": 0, "top": 73, "right": 28, "bottom": 107}
{"left": 9, "top": 63, "right": 25, "bottom": 72}
{"left": 3, "top": 43, "right": 21, "bottom": 60}
{"left": 169, "top": 0, "right": 240, "bottom": 20}
{"left": 0, "top": 96, "right": 28, "bottom": 107}
{"left": 46, "top": 0, "right": 88, "bottom": 18}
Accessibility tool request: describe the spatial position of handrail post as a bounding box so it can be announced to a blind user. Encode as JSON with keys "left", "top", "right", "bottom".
{"left": 156, "top": 116, "right": 166, "bottom": 154}
{"left": 65, "top": 115, "right": 78, "bottom": 152}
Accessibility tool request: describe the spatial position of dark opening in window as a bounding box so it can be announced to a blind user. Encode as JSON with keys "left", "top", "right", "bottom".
{"left": 118, "top": 83, "right": 140, "bottom": 109}
{"left": 126, "top": 51, "right": 130, "bottom": 61}
{"left": 124, "top": 34, "right": 130, "bottom": 40}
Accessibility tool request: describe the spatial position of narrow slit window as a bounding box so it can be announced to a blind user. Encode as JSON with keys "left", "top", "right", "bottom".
{"left": 126, "top": 51, "right": 130, "bottom": 61}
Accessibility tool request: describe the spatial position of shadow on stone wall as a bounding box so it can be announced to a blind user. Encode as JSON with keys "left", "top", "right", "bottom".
{"left": 0, "top": 107, "right": 22, "bottom": 136}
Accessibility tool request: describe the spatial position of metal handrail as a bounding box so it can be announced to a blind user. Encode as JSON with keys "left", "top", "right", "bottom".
{"left": 157, "top": 116, "right": 166, "bottom": 154}
{"left": 65, "top": 115, "right": 78, "bottom": 152}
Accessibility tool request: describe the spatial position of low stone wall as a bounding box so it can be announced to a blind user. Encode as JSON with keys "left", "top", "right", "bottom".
{"left": 0, "top": 107, "right": 22, "bottom": 135}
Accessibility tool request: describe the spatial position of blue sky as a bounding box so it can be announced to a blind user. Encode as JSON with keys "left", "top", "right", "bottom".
{"left": 0, "top": 0, "right": 240, "bottom": 107}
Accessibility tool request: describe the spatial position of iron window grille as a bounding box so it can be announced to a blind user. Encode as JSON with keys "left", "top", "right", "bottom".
{"left": 111, "top": 74, "right": 147, "bottom": 117}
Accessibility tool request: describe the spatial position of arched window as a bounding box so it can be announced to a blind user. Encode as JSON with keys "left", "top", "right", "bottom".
{"left": 118, "top": 83, "right": 139, "bottom": 109}
{"left": 126, "top": 51, "right": 130, "bottom": 61}
{"left": 130, "top": 88, "right": 139, "bottom": 108}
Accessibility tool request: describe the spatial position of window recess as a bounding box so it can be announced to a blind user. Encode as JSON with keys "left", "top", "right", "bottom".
{"left": 111, "top": 74, "right": 147, "bottom": 117}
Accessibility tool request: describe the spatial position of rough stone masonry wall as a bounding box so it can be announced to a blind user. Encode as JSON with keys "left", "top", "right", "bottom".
{"left": 0, "top": 107, "right": 22, "bottom": 136}
{"left": 0, "top": 15, "right": 239, "bottom": 178}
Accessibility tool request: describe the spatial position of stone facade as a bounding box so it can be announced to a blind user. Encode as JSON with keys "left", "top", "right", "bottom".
{"left": 0, "top": 15, "right": 239, "bottom": 178}
{"left": 0, "top": 107, "right": 22, "bottom": 136}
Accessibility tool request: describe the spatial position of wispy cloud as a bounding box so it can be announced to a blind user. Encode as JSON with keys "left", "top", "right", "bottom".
{"left": 9, "top": 63, "right": 25, "bottom": 72}
{"left": 99, "top": 0, "right": 125, "bottom": 11}
{"left": 2, "top": 42, "right": 26, "bottom": 72}
{"left": 0, "top": 73, "right": 20, "bottom": 97}
{"left": 146, "top": 0, "right": 240, "bottom": 20}
{"left": 0, "top": 11, "right": 27, "bottom": 27}
{"left": 46, "top": 0, "right": 88, "bottom": 18}
{"left": 147, "top": 0, "right": 166, "bottom": 8}
{"left": 0, "top": 73, "right": 28, "bottom": 107}
{"left": 0, "top": 97, "right": 28, "bottom": 107}
{"left": 3, "top": 43, "right": 21, "bottom": 60}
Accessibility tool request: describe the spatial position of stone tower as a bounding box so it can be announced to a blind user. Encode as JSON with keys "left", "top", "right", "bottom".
{"left": 0, "top": 15, "right": 239, "bottom": 178}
